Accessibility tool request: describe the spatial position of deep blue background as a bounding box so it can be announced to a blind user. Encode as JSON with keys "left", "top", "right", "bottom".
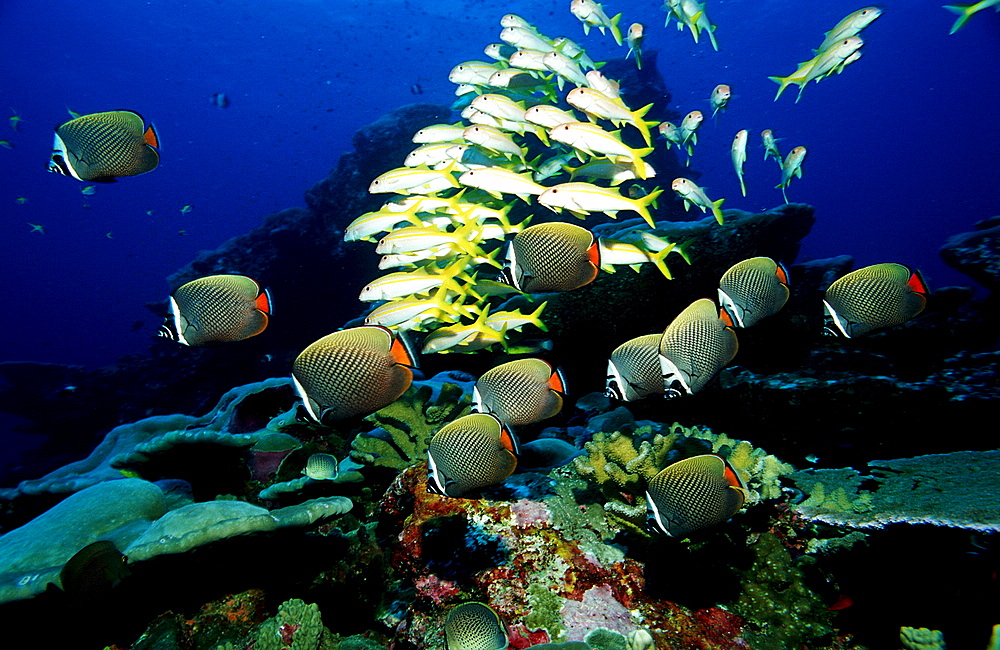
{"left": 1, "top": 0, "right": 998, "bottom": 370}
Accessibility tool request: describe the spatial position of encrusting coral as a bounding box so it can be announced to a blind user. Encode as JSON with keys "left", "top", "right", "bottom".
{"left": 572, "top": 422, "right": 793, "bottom": 535}
{"left": 791, "top": 450, "right": 1000, "bottom": 532}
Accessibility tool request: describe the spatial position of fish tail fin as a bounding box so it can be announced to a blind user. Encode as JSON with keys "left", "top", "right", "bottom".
{"left": 637, "top": 188, "right": 664, "bottom": 227}
{"left": 610, "top": 13, "right": 624, "bottom": 46}
{"left": 707, "top": 23, "right": 719, "bottom": 51}
{"left": 943, "top": 3, "right": 978, "bottom": 34}
{"left": 631, "top": 147, "right": 656, "bottom": 178}
{"left": 648, "top": 242, "right": 676, "bottom": 280}
{"left": 528, "top": 301, "right": 549, "bottom": 332}
{"left": 768, "top": 75, "right": 793, "bottom": 101}
{"left": 781, "top": 185, "right": 789, "bottom": 203}
{"left": 739, "top": 177, "right": 746, "bottom": 197}
{"left": 711, "top": 198, "right": 725, "bottom": 225}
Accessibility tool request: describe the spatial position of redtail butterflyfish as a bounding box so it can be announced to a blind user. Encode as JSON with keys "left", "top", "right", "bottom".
{"left": 645, "top": 454, "right": 747, "bottom": 537}
{"left": 292, "top": 325, "right": 418, "bottom": 423}
{"left": 158, "top": 274, "right": 272, "bottom": 346}
{"left": 823, "top": 263, "right": 929, "bottom": 338}
{"left": 473, "top": 358, "right": 566, "bottom": 426}
{"left": 49, "top": 110, "right": 159, "bottom": 182}
{"left": 717, "top": 257, "right": 790, "bottom": 328}
{"left": 498, "top": 222, "right": 600, "bottom": 293}
{"left": 427, "top": 413, "right": 519, "bottom": 498}
{"left": 605, "top": 334, "right": 663, "bottom": 401}
{"left": 658, "top": 298, "right": 738, "bottom": 398}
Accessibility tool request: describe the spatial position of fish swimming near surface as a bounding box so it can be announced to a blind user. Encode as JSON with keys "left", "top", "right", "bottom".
{"left": 427, "top": 413, "right": 519, "bottom": 498}
{"left": 815, "top": 6, "right": 882, "bottom": 52}
{"left": 822, "top": 263, "right": 929, "bottom": 338}
{"left": 498, "top": 222, "right": 599, "bottom": 292}
{"left": 445, "top": 602, "right": 510, "bottom": 650}
{"left": 717, "top": 257, "right": 790, "bottom": 327}
{"left": 210, "top": 92, "right": 230, "bottom": 108}
{"left": 944, "top": 0, "right": 1000, "bottom": 34}
{"left": 158, "top": 274, "right": 272, "bottom": 346}
{"left": 59, "top": 541, "right": 130, "bottom": 597}
{"left": 48, "top": 110, "right": 159, "bottom": 182}
{"left": 292, "top": 325, "right": 418, "bottom": 422}
{"left": 658, "top": 298, "right": 738, "bottom": 398}
{"left": 606, "top": 333, "right": 663, "bottom": 401}
{"left": 645, "top": 454, "right": 748, "bottom": 537}
{"left": 473, "top": 358, "right": 566, "bottom": 426}
{"left": 710, "top": 84, "right": 731, "bottom": 118}
{"left": 776, "top": 146, "right": 807, "bottom": 203}
{"left": 731, "top": 129, "right": 748, "bottom": 196}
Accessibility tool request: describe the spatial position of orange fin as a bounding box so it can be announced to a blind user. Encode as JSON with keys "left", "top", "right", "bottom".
{"left": 775, "top": 261, "right": 790, "bottom": 287}
{"left": 143, "top": 124, "right": 160, "bottom": 149}
{"left": 587, "top": 240, "right": 601, "bottom": 267}
{"left": 255, "top": 288, "right": 273, "bottom": 314}
{"left": 547, "top": 364, "right": 568, "bottom": 395}
{"left": 907, "top": 269, "right": 929, "bottom": 296}
{"left": 718, "top": 305, "right": 736, "bottom": 328}
{"left": 498, "top": 422, "right": 521, "bottom": 455}
{"left": 390, "top": 331, "right": 419, "bottom": 368}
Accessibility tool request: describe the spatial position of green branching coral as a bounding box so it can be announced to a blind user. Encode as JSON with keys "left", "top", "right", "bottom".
{"left": 572, "top": 423, "right": 793, "bottom": 535}
{"left": 349, "top": 382, "right": 470, "bottom": 470}
{"left": 217, "top": 598, "right": 329, "bottom": 650}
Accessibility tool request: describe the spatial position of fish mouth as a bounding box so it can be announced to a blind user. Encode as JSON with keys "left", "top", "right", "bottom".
{"left": 48, "top": 153, "right": 72, "bottom": 176}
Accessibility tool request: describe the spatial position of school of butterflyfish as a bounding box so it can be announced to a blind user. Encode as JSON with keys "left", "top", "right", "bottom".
{"left": 41, "top": 2, "right": 938, "bottom": 540}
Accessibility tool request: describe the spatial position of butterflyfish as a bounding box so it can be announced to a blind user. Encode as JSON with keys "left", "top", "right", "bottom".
{"left": 158, "top": 274, "right": 272, "bottom": 346}
{"left": 473, "top": 358, "right": 566, "bottom": 426}
{"left": 498, "top": 222, "right": 599, "bottom": 293}
{"left": 48, "top": 110, "right": 159, "bottom": 182}
{"left": 304, "top": 453, "right": 339, "bottom": 480}
{"left": 59, "top": 541, "right": 130, "bottom": 597}
{"left": 427, "top": 413, "right": 519, "bottom": 498}
{"left": 717, "top": 257, "right": 790, "bottom": 328}
{"left": 645, "top": 454, "right": 747, "bottom": 537}
{"left": 658, "top": 298, "right": 738, "bottom": 398}
{"left": 822, "top": 263, "right": 929, "bottom": 338}
{"left": 445, "top": 602, "right": 510, "bottom": 650}
{"left": 292, "top": 325, "right": 418, "bottom": 422}
{"left": 605, "top": 334, "right": 663, "bottom": 401}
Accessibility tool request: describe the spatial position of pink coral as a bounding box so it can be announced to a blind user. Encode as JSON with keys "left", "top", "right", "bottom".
{"left": 510, "top": 499, "right": 552, "bottom": 528}
{"left": 414, "top": 574, "right": 461, "bottom": 605}
{"left": 560, "top": 584, "right": 635, "bottom": 641}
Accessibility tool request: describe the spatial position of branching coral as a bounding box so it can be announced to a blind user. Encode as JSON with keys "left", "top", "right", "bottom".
{"left": 572, "top": 423, "right": 793, "bottom": 535}
{"left": 350, "top": 380, "right": 471, "bottom": 470}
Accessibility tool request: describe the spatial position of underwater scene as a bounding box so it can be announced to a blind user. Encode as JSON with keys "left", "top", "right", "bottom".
{"left": 0, "top": 0, "right": 998, "bottom": 648}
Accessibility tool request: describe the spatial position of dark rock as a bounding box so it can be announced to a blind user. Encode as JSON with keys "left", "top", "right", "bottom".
{"left": 939, "top": 215, "right": 1000, "bottom": 292}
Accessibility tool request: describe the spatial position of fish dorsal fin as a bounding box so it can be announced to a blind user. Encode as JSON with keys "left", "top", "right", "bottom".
{"left": 548, "top": 363, "right": 568, "bottom": 394}
{"left": 774, "top": 261, "right": 790, "bottom": 287}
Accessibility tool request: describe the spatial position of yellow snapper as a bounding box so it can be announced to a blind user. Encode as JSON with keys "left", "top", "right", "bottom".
{"left": 596, "top": 237, "right": 676, "bottom": 279}
{"left": 484, "top": 42, "right": 518, "bottom": 61}
{"left": 548, "top": 121, "right": 655, "bottom": 177}
{"left": 776, "top": 146, "right": 807, "bottom": 203}
{"left": 565, "top": 158, "right": 656, "bottom": 186}
{"left": 605, "top": 333, "right": 663, "bottom": 401}
{"left": 469, "top": 94, "right": 529, "bottom": 124}
{"left": 358, "top": 261, "right": 473, "bottom": 302}
{"left": 462, "top": 124, "right": 526, "bottom": 161}
{"left": 645, "top": 454, "right": 747, "bottom": 537}
{"left": 710, "top": 84, "right": 731, "bottom": 118}
{"left": 542, "top": 50, "right": 589, "bottom": 90}
{"left": 769, "top": 36, "right": 864, "bottom": 102}
{"left": 364, "top": 287, "right": 466, "bottom": 331}
{"left": 458, "top": 167, "right": 547, "bottom": 203}
{"left": 672, "top": 0, "right": 719, "bottom": 50}
{"left": 717, "top": 257, "right": 791, "bottom": 328}
{"left": 484, "top": 301, "right": 547, "bottom": 333}
{"left": 626, "top": 23, "right": 645, "bottom": 69}
{"left": 570, "top": 0, "right": 624, "bottom": 45}
{"left": 945, "top": 0, "right": 1000, "bottom": 34}
{"left": 658, "top": 122, "right": 683, "bottom": 150}
{"left": 677, "top": 110, "right": 704, "bottom": 157}
{"left": 565, "top": 87, "right": 656, "bottom": 147}
{"left": 823, "top": 263, "right": 929, "bottom": 338}
{"left": 449, "top": 61, "right": 501, "bottom": 86}
{"left": 500, "top": 25, "right": 556, "bottom": 53}
{"left": 552, "top": 36, "right": 599, "bottom": 71}
{"left": 816, "top": 6, "right": 881, "bottom": 52}
{"left": 658, "top": 298, "right": 738, "bottom": 398}
{"left": 412, "top": 123, "right": 466, "bottom": 144}
{"left": 159, "top": 274, "right": 272, "bottom": 346}
{"left": 523, "top": 104, "right": 580, "bottom": 129}
{"left": 49, "top": 110, "right": 159, "bottom": 182}
{"left": 428, "top": 414, "right": 519, "bottom": 499}
{"left": 473, "top": 358, "right": 566, "bottom": 426}
{"left": 421, "top": 308, "right": 507, "bottom": 354}
{"left": 292, "top": 325, "right": 418, "bottom": 422}
{"left": 368, "top": 164, "right": 460, "bottom": 195}
{"left": 584, "top": 70, "right": 621, "bottom": 98}
{"left": 671, "top": 177, "right": 725, "bottom": 225}
{"left": 444, "top": 602, "right": 510, "bottom": 650}
{"left": 508, "top": 49, "right": 550, "bottom": 73}
{"left": 731, "top": 129, "right": 748, "bottom": 197}
{"left": 538, "top": 182, "right": 663, "bottom": 227}
{"left": 375, "top": 223, "right": 483, "bottom": 256}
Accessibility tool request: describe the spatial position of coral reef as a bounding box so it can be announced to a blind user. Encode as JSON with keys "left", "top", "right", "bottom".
{"left": 571, "top": 421, "right": 792, "bottom": 535}
{"left": 790, "top": 450, "right": 1000, "bottom": 531}
{"left": 939, "top": 214, "right": 1000, "bottom": 292}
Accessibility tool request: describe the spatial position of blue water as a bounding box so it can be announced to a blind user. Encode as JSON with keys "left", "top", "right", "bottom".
{"left": 0, "top": 0, "right": 998, "bottom": 368}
